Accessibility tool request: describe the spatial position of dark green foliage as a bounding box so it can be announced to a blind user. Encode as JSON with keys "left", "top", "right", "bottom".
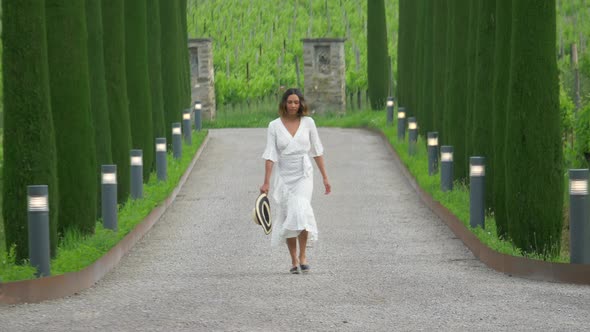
{"left": 45, "top": 0, "right": 97, "bottom": 235}
{"left": 464, "top": 0, "right": 480, "bottom": 160}
{"left": 102, "top": 0, "right": 132, "bottom": 203}
{"left": 419, "top": 2, "right": 434, "bottom": 135}
{"left": 396, "top": 0, "right": 406, "bottom": 107}
{"left": 125, "top": 0, "right": 154, "bottom": 181}
{"left": 179, "top": 0, "right": 191, "bottom": 108}
{"left": 492, "top": 0, "right": 512, "bottom": 237}
{"left": 367, "top": 0, "right": 389, "bottom": 110}
{"left": 411, "top": 0, "right": 427, "bottom": 122}
{"left": 2, "top": 0, "right": 59, "bottom": 261}
{"left": 443, "top": 0, "right": 470, "bottom": 181}
{"left": 396, "top": 0, "right": 411, "bottom": 108}
{"left": 160, "top": 0, "right": 183, "bottom": 143}
{"left": 471, "top": 0, "right": 496, "bottom": 209}
{"left": 442, "top": 1, "right": 453, "bottom": 160}
{"left": 85, "top": 0, "right": 113, "bottom": 216}
{"left": 147, "top": 0, "right": 167, "bottom": 141}
{"left": 431, "top": 0, "right": 448, "bottom": 141}
{"left": 505, "top": 0, "right": 563, "bottom": 256}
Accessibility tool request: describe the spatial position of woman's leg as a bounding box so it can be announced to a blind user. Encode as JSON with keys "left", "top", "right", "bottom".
{"left": 286, "top": 237, "right": 298, "bottom": 268}
{"left": 297, "top": 230, "right": 308, "bottom": 265}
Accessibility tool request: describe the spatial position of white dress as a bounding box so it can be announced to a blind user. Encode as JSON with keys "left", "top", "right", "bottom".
{"left": 262, "top": 116, "right": 324, "bottom": 246}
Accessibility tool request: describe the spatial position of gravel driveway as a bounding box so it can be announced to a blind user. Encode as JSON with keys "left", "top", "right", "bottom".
{"left": 1, "top": 128, "right": 589, "bottom": 331}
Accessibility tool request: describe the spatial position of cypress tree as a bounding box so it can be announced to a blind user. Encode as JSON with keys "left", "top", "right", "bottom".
{"left": 125, "top": 0, "right": 154, "bottom": 181}
{"left": 45, "top": 0, "right": 97, "bottom": 235}
{"left": 442, "top": 0, "right": 454, "bottom": 155}
{"left": 396, "top": 0, "right": 409, "bottom": 108}
{"left": 471, "top": 0, "right": 496, "bottom": 209}
{"left": 403, "top": 0, "right": 418, "bottom": 115}
{"left": 160, "top": 0, "right": 182, "bottom": 143}
{"left": 102, "top": 0, "right": 132, "bottom": 203}
{"left": 464, "top": 0, "right": 481, "bottom": 160}
{"left": 86, "top": 0, "right": 113, "bottom": 216}
{"left": 505, "top": 0, "right": 563, "bottom": 256}
{"left": 179, "top": 0, "right": 191, "bottom": 108}
{"left": 2, "top": 0, "right": 59, "bottom": 261}
{"left": 412, "top": 0, "right": 426, "bottom": 123}
{"left": 367, "top": 0, "right": 389, "bottom": 110}
{"left": 431, "top": 0, "right": 448, "bottom": 140}
{"left": 419, "top": 2, "right": 434, "bottom": 135}
{"left": 492, "top": 0, "right": 512, "bottom": 237}
{"left": 444, "top": 0, "right": 470, "bottom": 180}
{"left": 147, "top": 0, "right": 167, "bottom": 141}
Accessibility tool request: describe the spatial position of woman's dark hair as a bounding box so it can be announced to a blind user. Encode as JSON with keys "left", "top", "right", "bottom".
{"left": 279, "top": 88, "right": 309, "bottom": 117}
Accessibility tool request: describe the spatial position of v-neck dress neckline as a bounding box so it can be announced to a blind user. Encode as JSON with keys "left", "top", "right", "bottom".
{"left": 280, "top": 117, "right": 301, "bottom": 138}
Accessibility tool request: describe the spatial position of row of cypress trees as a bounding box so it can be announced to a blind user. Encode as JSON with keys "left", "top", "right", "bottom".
{"left": 367, "top": 0, "right": 390, "bottom": 110}
{"left": 397, "top": 0, "right": 563, "bottom": 257}
{"left": 2, "top": 0, "right": 191, "bottom": 262}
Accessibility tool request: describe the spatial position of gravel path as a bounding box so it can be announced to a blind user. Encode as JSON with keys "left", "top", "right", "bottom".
{"left": 1, "top": 128, "right": 590, "bottom": 331}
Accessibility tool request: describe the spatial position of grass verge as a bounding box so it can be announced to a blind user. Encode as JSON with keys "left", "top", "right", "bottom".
{"left": 0, "top": 130, "right": 207, "bottom": 282}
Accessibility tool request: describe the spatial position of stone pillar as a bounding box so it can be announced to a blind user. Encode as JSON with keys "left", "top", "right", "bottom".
{"left": 301, "top": 38, "right": 346, "bottom": 114}
{"left": 188, "top": 38, "right": 216, "bottom": 120}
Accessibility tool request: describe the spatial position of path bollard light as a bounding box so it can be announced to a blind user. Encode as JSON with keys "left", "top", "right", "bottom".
{"left": 408, "top": 117, "right": 417, "bottom": 156}
{"left": 27, "top": 185, "right": 51, "bottom": 277}
{"left": 183, "top": 109, "right": 192, "bottom": 145}
{"left": 427, "top": 132, "right": 439, "bottom": 175}
{"left": 440, "top": 146, "right": 454, "bottom": 192}
{"left": 469, "top": 156, "right": 486, "bottom": 229}
{"left": 194, "top": 100, "right": 202, "bottom": 131}
{"left": 569, "top": 169, "right": 590, "bottom": 264}
{"left": 155, "top": 137, "right": 167, "bottom": 182}
{"left": 172, "top": 122, "right": 182, "bottom": 160}
{"left": 397, "top": 107, "right": 406, "bottom": 141}
{"left": 101, "top": 165, "right": 118, "bottom": 231}
{"left": 130, "top": 149, "right": 143, "bottom": 199}
{"left": 386, "top": 97, "right": 394, "bottom": 126}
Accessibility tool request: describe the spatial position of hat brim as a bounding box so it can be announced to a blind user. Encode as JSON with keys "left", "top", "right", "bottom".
{"left": 254, "top": 193, "right": 272, "bottom": 235}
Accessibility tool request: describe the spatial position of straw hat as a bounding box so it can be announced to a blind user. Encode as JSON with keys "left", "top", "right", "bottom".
{"left": 253, "top": 193, "right": 272, "bottom": 235}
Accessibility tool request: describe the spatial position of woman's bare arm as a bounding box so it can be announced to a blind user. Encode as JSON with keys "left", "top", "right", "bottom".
{"left": 260, "top": 159, "right": 274, "bottom": 193}
{"left": 313, "top": 156, "right": 331, "bottom": 194}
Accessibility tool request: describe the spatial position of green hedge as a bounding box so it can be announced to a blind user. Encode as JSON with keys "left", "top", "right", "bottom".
{"left": 46, "top": 0, "right": 97, "bottom": 235}
{"left": 160, "top": 0, "right": 182, "bottom": 143}
{"left": 505, "top": 0, "right": 563, "bottom": 256}
{"left": 367, "top": 0, "right": 389, "bottom": 110}
{"left": 86, "top": 0, "right": 113, "bottom": 217}
{"left": 471, "top": 0, "right": 496, "bottom": 209}
{"left": 492, "top": 0, "right": 512, "bottom": 237}
{"left": 125, "top": 0, "right": 154, "bottom": 180}
{"left": 102, "top": 0, "right": 132, "bottom": 203}
{"left": 2, "top": 0, "right": 59, "bottom": 261}
{"left": 147, "top": 0, "right": 167, "bottom": 141}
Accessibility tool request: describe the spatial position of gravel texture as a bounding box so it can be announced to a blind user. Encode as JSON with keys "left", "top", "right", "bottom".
{"left": 1, "top": 128, "right": 590, "bottom": 331}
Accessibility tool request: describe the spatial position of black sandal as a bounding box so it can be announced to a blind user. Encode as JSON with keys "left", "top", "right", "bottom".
{"left": 300, "top": 264, "right": 310, "bottom": 273}
{"left": 290, "top": 266, "right": 300, "bottom": 274}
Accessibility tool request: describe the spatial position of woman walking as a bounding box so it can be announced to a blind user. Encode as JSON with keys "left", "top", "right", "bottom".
{"left": 260, "top": 88, "right": 331, "bottom": 274}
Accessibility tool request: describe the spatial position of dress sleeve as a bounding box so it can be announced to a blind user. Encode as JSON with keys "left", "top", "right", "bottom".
{"left": 308, "top": 117, "right": 324, "bottom": 157}
{"left": 262, "top": 122, "right": 279, "bottom": 162}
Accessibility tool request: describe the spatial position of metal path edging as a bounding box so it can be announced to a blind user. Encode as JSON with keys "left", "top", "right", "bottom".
{"left": 375, "top": 129, "right": 590, "bottom": 285}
